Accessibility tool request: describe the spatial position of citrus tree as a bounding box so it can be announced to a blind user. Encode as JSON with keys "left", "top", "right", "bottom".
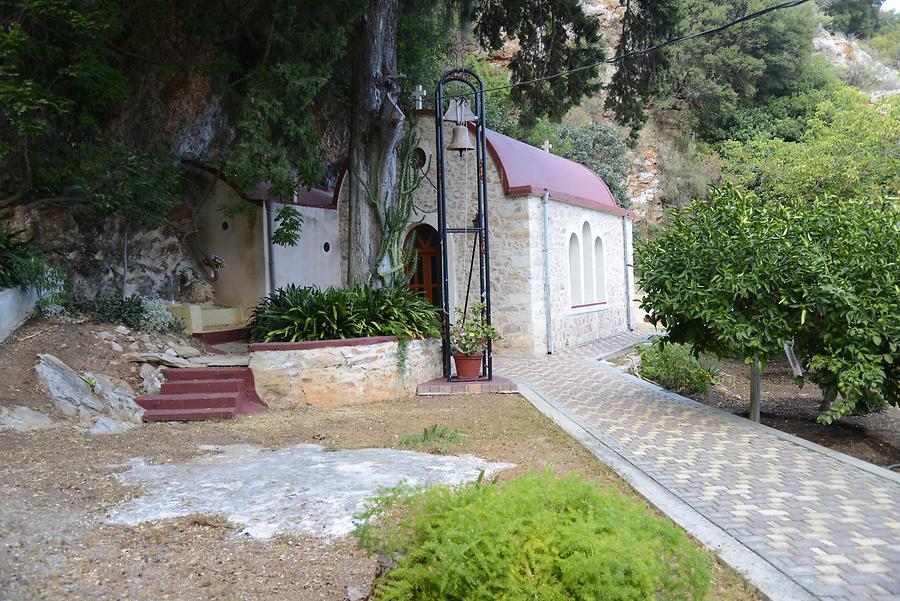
{"left": 637, "top": 186, "right": 898, "bottom": 423}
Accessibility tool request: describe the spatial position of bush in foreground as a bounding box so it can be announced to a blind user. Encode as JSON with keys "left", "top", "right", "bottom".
{"left": 69, "top": 295, "right": 183, "bottom": 333}
{"left": 638, "top": 340, "right": 717, "bottom": 394}
{"left": 355, "top": 471, "right": 711, "bottom": 601}
{"left": 249, "top": 283, "right": 440, "bottom": 343}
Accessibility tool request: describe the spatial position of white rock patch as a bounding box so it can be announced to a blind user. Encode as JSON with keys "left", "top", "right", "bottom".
{"left": 108, "top": 444, "right": 513, "bottom": 539}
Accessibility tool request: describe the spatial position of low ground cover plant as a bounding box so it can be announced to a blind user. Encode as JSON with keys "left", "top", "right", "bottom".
{"left": 69, "top": 295, "right": 183, "bottom": 333}
{"left": 638, "top": 340, "right": 718, "bottom": 394}
{"left": 249, "top": 283, "right": 440, "bottom": 343}
{"left": 354, "top": 471, "right": 711, "bottom": 600}
{"left": 398, "top": 425, "right": 464, "bottom": 454}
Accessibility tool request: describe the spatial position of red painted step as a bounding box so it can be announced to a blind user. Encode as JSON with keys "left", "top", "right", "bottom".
{"left": 161, "top": 378, "right": 244, "bottom": 395}
{"left": 144, "top": 407, "right": 237, "bottom": 421}
{"left": 136, "top": 367, "right": 266, "bottom": 422}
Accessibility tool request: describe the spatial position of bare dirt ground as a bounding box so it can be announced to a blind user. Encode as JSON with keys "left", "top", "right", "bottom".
{"left": 687, "top": 357, "right": 900, "bottom": 468}
{"left": 0, "top": 318, "right": 760, "bottom": 600}
{"left": 0, "top": 316, "right": 203, "bottom": 417}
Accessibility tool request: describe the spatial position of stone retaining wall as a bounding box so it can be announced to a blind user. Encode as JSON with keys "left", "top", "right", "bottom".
{"left": 248, "top": 337, "right": 442, "bottom": 408}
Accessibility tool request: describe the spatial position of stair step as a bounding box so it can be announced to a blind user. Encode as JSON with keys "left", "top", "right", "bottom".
{"left": 136, "top": 392, "right": 238, "bottom": 411}
{"left": 143, "top": 407, "right": 236, "bottom": 421}
{"left": 161, "top": 367, "right": 253, "bottom": 381}
{"left": 160, "top": 378, "right": 244, "bottom": 394}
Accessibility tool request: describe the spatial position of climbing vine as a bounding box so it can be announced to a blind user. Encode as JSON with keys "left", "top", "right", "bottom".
{"left": 355, "top": 119, "right": 428, "bottom": 286}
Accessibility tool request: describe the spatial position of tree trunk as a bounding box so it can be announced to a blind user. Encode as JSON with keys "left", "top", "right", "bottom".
{"left": 346, "top": 0, "right": 405, "bottom": 285}
{"left": 749, "top": 358, "right": 762, "bottom": 423}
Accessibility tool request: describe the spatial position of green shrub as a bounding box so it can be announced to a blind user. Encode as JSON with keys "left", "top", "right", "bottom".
{"left": 638, "top": 340, "right": 717, "bottom": 394}
{"left": 69, "top": 295, "right": 183, "bottom": 333}
{"left": 249, "top": 284, "right": 440, "bottom": 343}
{"left": 355, "top": 471, "right": 711, "bottom": 601}
{"left": 398, "top": 425, "right": 464, "bottom": 453}
{"left": 0, "top": 227, "right": 43, "bottom": 289}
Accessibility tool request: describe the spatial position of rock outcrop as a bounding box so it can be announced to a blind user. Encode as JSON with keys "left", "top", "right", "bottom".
{"left": 34, "top": 354, "right": 145, "bottom": 430}
{"left": 0, "top": 406, "right": 55, "bottom": 432}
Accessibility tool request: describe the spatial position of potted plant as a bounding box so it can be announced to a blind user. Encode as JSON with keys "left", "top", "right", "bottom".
{"left": 449, "top": 302, "right": 501, "bottom": 380}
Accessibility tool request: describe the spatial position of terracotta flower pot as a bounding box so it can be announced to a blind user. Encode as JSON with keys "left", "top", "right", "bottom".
{"left": 453, "top": 353, "right": 483, "bottom": 380}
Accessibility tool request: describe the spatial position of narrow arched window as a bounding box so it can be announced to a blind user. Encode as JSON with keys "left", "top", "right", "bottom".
{"left": 569, "top": 233, "right": 581, "bottom": 306}
{"left": 594, "top": 236, "right": 606, "bottom": 302}
{"left": 582, "top": 222, "right": 594, "bottom": 304}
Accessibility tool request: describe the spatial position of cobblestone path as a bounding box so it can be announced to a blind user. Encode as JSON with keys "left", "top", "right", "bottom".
{"left": 498, "top": 340, "right": 900, "bottom": 601}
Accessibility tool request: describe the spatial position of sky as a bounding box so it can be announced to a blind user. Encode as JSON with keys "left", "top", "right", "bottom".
{"left": 884, "top": 0, "right": 900, "bottom": 12}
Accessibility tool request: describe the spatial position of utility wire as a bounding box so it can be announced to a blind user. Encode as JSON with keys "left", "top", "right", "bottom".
{"left": 448, "top": 0, "right": 813, "bottom": 97}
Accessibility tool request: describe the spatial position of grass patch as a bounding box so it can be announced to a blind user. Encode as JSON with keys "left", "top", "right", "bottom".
{"left": 397, "top": 425, "right": 464, "bottom": 453}
{"left": 354, "top": 471, "right": 711, "bottom": 600}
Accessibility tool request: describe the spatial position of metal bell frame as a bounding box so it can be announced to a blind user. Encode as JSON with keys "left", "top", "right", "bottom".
{"left": 434, "top": 68, "right": 494, "bottom": 382}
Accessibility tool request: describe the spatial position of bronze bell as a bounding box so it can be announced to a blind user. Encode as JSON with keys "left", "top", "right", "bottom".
{"left": 447, "top": 124, "right": 475, "bottom": 155}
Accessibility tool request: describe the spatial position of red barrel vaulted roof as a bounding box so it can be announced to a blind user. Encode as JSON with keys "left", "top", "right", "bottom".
{"left": 483, "top": 128, "right": 627, "bottom": 216}
{"left": 412, "top": 110, "right": 626, "bottom": 216}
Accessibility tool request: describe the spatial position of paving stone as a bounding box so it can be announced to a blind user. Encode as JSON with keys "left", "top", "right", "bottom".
{"left": 498, "top": 341, "right": 900, "bottom": 601}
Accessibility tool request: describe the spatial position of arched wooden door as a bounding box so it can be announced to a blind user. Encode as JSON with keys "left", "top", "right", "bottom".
{"left": 404, "top": 224, "right": 442, "bottom": 308}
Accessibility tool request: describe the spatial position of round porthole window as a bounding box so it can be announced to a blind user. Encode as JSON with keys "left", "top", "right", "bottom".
{"left": 414, "top": 147, "right": 427, "bottom": 169}
{"left": 221, "top": 221, "right": 229, "bottom": 231}
{"left": 323, "top": 242, "right": 331, "bottom": 253}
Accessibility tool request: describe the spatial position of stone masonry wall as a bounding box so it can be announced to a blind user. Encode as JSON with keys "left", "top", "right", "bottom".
{"left": 249, "top": 338, "right": 442, "bottom": 408}
{"left": 528, "top": 196, "right": 630, "bottom": 353}
{"left": 336, "top": 115, "right": 631, "bottom": 357}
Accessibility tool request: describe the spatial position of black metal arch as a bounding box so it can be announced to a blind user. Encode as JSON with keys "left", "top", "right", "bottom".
{"left": 434, "top": 68, "right": 493, "bottom": 381}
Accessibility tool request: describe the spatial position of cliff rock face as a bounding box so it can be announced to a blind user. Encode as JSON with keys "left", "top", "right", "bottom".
{"left": 813, "top": 28, "right": 900, "bottom": 96}
{"left": 25, "top": 206, "right": 212, "bottom": 302}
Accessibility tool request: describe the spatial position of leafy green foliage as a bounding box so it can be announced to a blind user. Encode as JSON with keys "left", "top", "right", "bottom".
{"left": 355, "top": 471, "right": 711, "bottom": 600}
{"left": 819, "top": 0, "right": 884, "bottom": 38}
{"left": 249, "top": 284, "right": 441, "bottom": 343}
{"left": 656, "top": 134, "right": 721, "bottom": 209}
{"left": 449, "top": 302, "right": 501, "bottom": 355}
{"left": 216, "top": 0, "right": 367, "bottom": 200}
{"left": 271, "top": 206, "right": 304, "bottom": 246}
{"left": 605, "top": 0, "right": 682, "bottom": 137}
{"left": 0, "top": 226, "right": 41, "bottom": 289}
{"left": 474, "top": 0, "right": 604, "bottom": 126}
{"left": 68, "top": 295, "right": 183, "bottom": 333}
{"left": 637, "top": 185, "right": 899, "bottom": 422}
{"left": 665, "top": 0, "right": 821, "bottom": 142}
{"left": 867, "top": 11, "right": 900, "bottom": 69}
{"left": 722, "top": 88, "right": 899, "bottom": 201}
{"left": 0, "top": 1, "right": 185, "bottom": 222}
{"left": 398, "top": 425, "right": 464, "bottom": 453}
{"left": 523, "top": 121, "right": 632, "bottom": 208}
{"left": 638, "top": 340, "right": 717, "bottom": 394}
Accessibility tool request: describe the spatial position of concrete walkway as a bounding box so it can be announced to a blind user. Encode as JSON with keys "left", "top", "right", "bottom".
{"left": 497, "top": 339, "right": 900, "bottom": 601}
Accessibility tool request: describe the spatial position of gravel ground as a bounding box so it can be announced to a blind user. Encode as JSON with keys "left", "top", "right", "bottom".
{"left": 0, "top": 317, "right": 761, "bottom": 600}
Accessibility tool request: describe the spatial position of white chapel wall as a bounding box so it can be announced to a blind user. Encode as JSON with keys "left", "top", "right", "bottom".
{"left": 270, "top": 203, "right": 341, "bottom": 290}
{"left": 529, "top": 197, "right": 629, "bottom": 353}
{"left": 196, "top": 182, "right": 266, "bottom": 312}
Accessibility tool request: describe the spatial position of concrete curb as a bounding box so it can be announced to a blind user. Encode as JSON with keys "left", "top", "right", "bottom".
{"left": 515, "top": 381, "right": 817, "bottom": 601}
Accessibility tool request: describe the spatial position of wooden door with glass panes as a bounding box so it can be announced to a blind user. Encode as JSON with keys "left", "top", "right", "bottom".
{"left": 404, "top": 225, "right": 442, "bottom": 309}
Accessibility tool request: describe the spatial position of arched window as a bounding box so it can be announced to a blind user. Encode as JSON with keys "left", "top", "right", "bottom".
{"left": 582, "top": 222, "right": 594, "bottom": 304}
{"left": 594, "top": 236, "right": 607, "bottom": 302}
{"left": 568, "top": 233, "right": 581, "bottom": 306}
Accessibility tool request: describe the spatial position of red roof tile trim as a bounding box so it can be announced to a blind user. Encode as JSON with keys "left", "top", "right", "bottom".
{"left": 249, "top": 335, "right": 398, "bottom": 352}
{"left": 253, "top": 183, "right": 337, "bottom": 210}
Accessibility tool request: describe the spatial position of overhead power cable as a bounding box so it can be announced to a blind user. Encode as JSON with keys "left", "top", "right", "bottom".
{"left": 449, "top": 0, "right": 813, "bottom": 97}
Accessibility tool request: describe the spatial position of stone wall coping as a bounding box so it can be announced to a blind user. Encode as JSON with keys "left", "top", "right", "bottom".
{"left": 249, "top": 335, "right": 405, "bottom": 352}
